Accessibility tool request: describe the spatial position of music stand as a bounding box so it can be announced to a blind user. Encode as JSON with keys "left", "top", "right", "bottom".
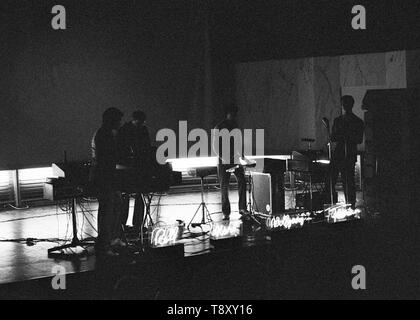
{"left": 187, "top": 167, "right": 215, "bottom": 229}
{"left": 302, "top": 138, "right": 315, "bottom": 150}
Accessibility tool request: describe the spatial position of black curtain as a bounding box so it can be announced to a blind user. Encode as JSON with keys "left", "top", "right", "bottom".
{"left": 0, "top": 0, "right": 230, "bottom": 169}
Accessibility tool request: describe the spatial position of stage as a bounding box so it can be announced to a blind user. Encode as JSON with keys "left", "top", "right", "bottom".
{"left": 0, "top": 188, "right": 418, "bottom": 300}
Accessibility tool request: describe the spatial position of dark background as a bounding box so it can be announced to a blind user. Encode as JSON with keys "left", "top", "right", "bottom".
{"left": 1, "top": 0, "right": 420, "bottom": 169}
{"left": 212, "top": 0, "right": 420, "bottom": 61}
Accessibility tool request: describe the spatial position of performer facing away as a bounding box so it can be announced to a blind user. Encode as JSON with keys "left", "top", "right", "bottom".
{"left": 213, "top": 104, "right": 248, "bottom": 220}
{"left": 90, "top": 107, "right": 125, "bottom": 256}
{"left": 118, "top": 110, "right": 152, "bottom": 232}
{"left": 329, "top": 95, "right": 364, "bottom": 209}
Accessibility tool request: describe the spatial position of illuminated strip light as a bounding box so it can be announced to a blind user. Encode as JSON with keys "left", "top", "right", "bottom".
{"left": 0, "top": 167, "right": 52, "bottom": 204}
{"left": 247, "top": 155, "right": 291, "bottom": 161}
{"left": 167, "top": 155, "right": 291, "bottom": 172}
{"left": 18, "top": 167, "right": 53, "bottom": 181}
{"left": 314, "top": 159, "right": 330, "bottom": 164}
{"left": 0, "top": 171, "right": 11, "bottom": 185}
{"left": 167, "top": 157, "right": 218, "bottom": 172}
{"left": 0, "top": 171, "right": 13, "bottom": 204}
{"left": 266, "top": 214, "right": 307, "bottom": 230}
{"left": 326, "top": 204, "right": 361, "bottom": 223}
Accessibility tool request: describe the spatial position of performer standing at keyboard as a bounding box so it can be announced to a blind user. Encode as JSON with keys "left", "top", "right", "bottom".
{"left": 118, "top": 110, "right": 152, "bottom": 232}
{"left": 91, "top": 108, "right": 125, "bottom": 256}
{"left": 213, "top": 105, "right": 248, "bottom": 221}
{"left": 329, "top": 95, "right": 364, "bottom": 209}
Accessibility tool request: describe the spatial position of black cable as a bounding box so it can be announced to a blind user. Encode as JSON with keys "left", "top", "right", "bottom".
{"left": 63, "top": 200, "right": 71, "bottom": 245}
{"left": 0, "top": 237, "right": 69, "bottom": 244}
{"left": 0, "top": 211, "right": 71, "bottom": 224}
{"left": 79, "top": 200, "right": 86, "bottom": 241}
{"left": 78, "top": 199, "right": 98, "bottom": 236}
{"left": 6, "top": 203, "right": 29, "bottom": 210}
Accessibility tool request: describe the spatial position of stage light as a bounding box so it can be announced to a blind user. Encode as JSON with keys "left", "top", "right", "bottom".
{"left": 18, "top": 167, "right": 53, "bottom": 181}
{"left": 315, "top": 159, "right": 330, "bottom": 164}
{"left": 265, "top": 213, "right": 308, "bottom": 231}
{"left": 209, "top": 220, "right": 242, "bottom": 240}
{"left": 325, "top": 203, "right": 361, "bottom": 223}
{"left": 166, "top": 157, "right": 218, "bottom": 172}
{"left": 149, "top": 224, "right": 182, "bottom": 248}
{"left": 209, "top": 220, "right": 243, "bottom": 249}
{"left": 145, "top": 224, "right": 185, "bottom": 260}
{"left": 167, "top": 155, "right": 291, "bottom": 172}
{"left": 247, "top": 155, "right": 291, "bottom": 161}
{"left": 0, "top": 170, "right": 11, "bottom": 185}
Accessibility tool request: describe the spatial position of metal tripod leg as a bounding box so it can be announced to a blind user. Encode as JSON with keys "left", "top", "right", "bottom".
{"left": 188, "top": 177, "right": 213, "bottom": 229}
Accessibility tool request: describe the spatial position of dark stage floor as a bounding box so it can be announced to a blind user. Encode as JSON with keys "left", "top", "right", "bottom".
{"left": 0, "top": 189, "right": 418, "bottom": 300}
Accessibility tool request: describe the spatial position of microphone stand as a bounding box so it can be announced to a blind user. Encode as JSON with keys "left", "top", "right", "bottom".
{"left": 324, "top": 121, "right": 334, "bottom": 207}
{"left": 344, "top": 139, "right": 349, "bottom": 207}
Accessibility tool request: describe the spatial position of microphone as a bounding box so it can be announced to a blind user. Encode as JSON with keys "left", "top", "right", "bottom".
{"left": 322, "top": 117, "right": 330, "bottom": 129}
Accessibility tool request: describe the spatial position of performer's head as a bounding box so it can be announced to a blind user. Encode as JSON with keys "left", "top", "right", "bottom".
{"left": 102, "top": 107, "right": 123, "bottom": 129}
{"left": 132, "top": 110, "right": 146, "bottom": 126}
{"left": 341, "top": 95, "right": 355, "bottom": 114}
{"left": 225, "top": 104, "right": 238, "bottom": 120}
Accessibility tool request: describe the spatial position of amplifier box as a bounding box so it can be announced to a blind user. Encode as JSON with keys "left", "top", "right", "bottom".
{"left": 251, "top": 172, "right": 272, "bottom": 215}
{"left": 44, "top": 179, "right": 83, "bottom": 201}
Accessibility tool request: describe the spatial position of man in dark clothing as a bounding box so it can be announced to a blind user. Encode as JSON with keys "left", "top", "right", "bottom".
{"left": 213, "top": 105, "right": 247, "bottom": 220}
{"left": 118, "top": 110, "right": 152, "bottom": 232}
{"left": 329, "top": 95, "right": 364, "bottom": 208}
{"left": 91, "top": 107, "right": 124, "bottom": 255}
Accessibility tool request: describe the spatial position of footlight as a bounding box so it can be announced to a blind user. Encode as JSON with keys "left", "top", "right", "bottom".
{"left": 266, "top": 213, "right": 310, "bottom": 243}
{"left": 144, "top": 223, "right": 185, "bottom": 260}
{"left": 325, "top": 203, "right": 361, "bottom": 224}
{"left": 209, "top": 219, "right": 243, "bottom": 249}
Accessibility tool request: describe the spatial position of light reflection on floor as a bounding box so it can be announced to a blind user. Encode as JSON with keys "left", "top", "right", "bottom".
{"left": 0, "top": 188, "right": 362, "bottom": 284}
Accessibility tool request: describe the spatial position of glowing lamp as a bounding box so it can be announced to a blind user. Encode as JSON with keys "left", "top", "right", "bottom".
{"left": 210, "top": 220, "right": 242, "bottom": 240}
{"left": 209, "top": 220, "right": 243, "bottom": 249}
{"left": 265, "top": 214, "right": 308, "bottom": 231}
{"left": 144, "top": 224, "right": 185, "bottom": 260}
{"left": 325, "top": 204, "right": 361, "bottom": 223}
{"left": 149, "top": 224, "right": 182, "bottom": 248}
{"left": 166, "top": 157, "right": 218, "bottom": 172}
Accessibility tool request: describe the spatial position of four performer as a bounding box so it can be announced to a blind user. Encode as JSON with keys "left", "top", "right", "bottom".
{"left": 118, "top": 110, "right": 152, "bottom": 233}
{"left": 90, "top": 107, "right": 125, "bottom": 255}
{"left": 91, "top": 95, "right": 364, "bottom": 254}
{"left": 328, "top": 95, "right": 364, "bottom": 209}
{"left": 213, "top": 104, "right": 248, "bottom": 221}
